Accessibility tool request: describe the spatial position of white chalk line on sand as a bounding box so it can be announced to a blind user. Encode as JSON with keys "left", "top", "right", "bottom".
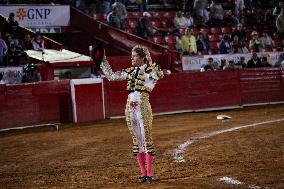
{"left": 173, "top": 118, "right": 284, "bottom": 163}
{"left": 219, "top": 176, "right": 270, "bottom": 189}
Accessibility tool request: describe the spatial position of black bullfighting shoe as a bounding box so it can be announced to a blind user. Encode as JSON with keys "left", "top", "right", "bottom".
{"left": 146, "top": 176, "right": 154, "bottom": 183}
{"left": 138, "top": 176, "right": 147, "bottom": 183}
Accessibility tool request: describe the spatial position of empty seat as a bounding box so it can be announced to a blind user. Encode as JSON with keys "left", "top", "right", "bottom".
{"left": 160, "top": 19, "right": 169, "bottom": 28}
{"left": 208, "top": 34, "right": 220, "bottom": 42}
{"left": 150, "top": 20, "right": 161, "bottom": 28}
{"left": 210, "top": 27, "right": 221, "bottom": 34}
{"left": 150, "top": 36, "right": 166, "bottom": 44}
{"left": 272, "top": 39, "right": 282, "bottom": 47}
{"left": 272, "top": 32, "right": 280, "bottom": 39}
{"left": 132, "top": 12, "right": 143, "bottom": 17}
{"left": 127, "top": 19, "right": 138, "bottom": 29}
{"left": 125, "top": 28, "right": 133, "bottom": 34}
{"left": 164, "top": 11, "right": 175, "bottom": 19}
{"left": 200, "top": 27, "right": 211, "bottom": 34}
{"left": 151, "top": 12, "right": 164, "bottom": 18}
{"left": 190, "top": 28, "right": 199, "bottom": 33}
{"left": 221, "top": 27, "right": 232, "bottom": 34}
{"left": 210, "top": 41, "right": 219, "bottom": 54}
{"left": 93, "top": 13, "right": 107, "bottom": 21}
{"left": 164, "top": 35, "right": 176, "bottom": 44}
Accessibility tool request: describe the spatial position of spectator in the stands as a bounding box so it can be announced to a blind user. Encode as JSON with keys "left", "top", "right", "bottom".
{"left": 0, "top": 32, "right": 8, "bottom": 66}
{"left": 247, "top": 52, "right": 261, "bottom": 68}
{"left": 107, "top": 6, "right": 122, "bottom": 29}
{"left": 21, "top": 34, "right": 33, "bottom": 50}
{"left": 196, "top": 32, "right": 209, "bottom": 54}
{"left": 223, "top": 60, "right": 235, "bottom": 71}
{"left": 275, "top": 52, "right": 284, "bottom": 67}
{"left": 200, "top": 57, "right": 216, "bottom": 72}
{"left": 234, "top": 0, "right": 245, "bottom": 17}
{"left": 260, "top": 56, "right": 272, "bottom": 67}
{"left": 260, "top": 32, "right": 273, "bottom": 49}
{"left": 219, "top": 35, "right": 232, "bottom": 54}
{"left": 231, "top": 35, "right": 241, "bottom": 53}
{"left": 193, "top": 0, "right": 209, "bottom": 22}
{"left": 225, "top": 10, "right": 239, "bottom": 27}
{"left": 32, "top": 32, "right": 45, "bottom": 51}
{"left": 4, "top": 33, "right": 16, "bottom": 48}
{"left": 133, "top": 12, "right": 156, "bottom": 39}
{"left": 102, "top": 0, "right": 111, "bottom": 14}
{"left": 111, "top": 0, "right": 127, "bottom": 30}
{"left": 193, "top": 13, "right": 208, "bottom": 28}
{"left": 264, "top": 9, "right": 275, "bottom": 25}
{"left": 249, "top": 31, "right": 262, "bottom": 52}
{"left": 2, "top": 12, "right": 20, "bottom": 46}
{"left": 4, "top": 44, "right": 20, "bottom": 66}
{"left": 174, "top": 11, "right": 188, "bottom": 29}
{"left": 175, "top": 35, "right": 182, "bottom": 52}
{"left": 184, "top": 12, "right": 194, "bottom": 27}
{"left": 22, "top": 63, "right": 42, "bottom": 83}
{"left": 181, "top": 28, "right": 197, "bottom": 55}
{"left": 0, "top": 73, "right": 4, "bottom": 84}
{"left": 138, "top": 0, "right": 149, "bottom": 12}
{"left": 235, "top": 56, "right": 247, "bottom": 68}
{"left": 246, "top": 8, "right": 260, "bottom": 25}
{"left": 231, "top": 24, "right": 246, "bottom": 41}
{"left": 276, "top": 9, "right": 284, "bottom": 40}
{"left": 238, "top": 40, "right": 249, "bottom": 54}
{"left": 209, "top": 0, "right": 224, "bottom": 27}
{"left": 273, "top": 1, "right": 283, "bottom": 17}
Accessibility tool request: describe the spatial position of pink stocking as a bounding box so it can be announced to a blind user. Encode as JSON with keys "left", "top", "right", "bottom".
{"left": 137, "top": 153, "right": 146, "bottom": 176}
{"left": 146, "top": 153, "right": 154, "bottom": 176}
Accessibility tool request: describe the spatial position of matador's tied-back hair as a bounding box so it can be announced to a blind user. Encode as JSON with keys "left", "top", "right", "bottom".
{"left": 132, "top": 45, "right": 148, "bottom": 59}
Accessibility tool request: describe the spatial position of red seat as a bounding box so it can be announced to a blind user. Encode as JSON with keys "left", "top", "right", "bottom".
{"left": 272, "top": 32, "right": 280, "bottom": 39}
{"left": 125, "top": 28, "right": 133, "bottom": 34}
{"left": 132, "top": 12, "right": 143, "bottom": 17}
{"left": 210, "top": 27, "right": 221, "bottom": 34}
{"left": 150, "top": 20, "right": 161, "bottom": 28}
{"left": 160, "top": 19, "right": 169, "bottom": 28}
{"left": 126, "top": 12, "right": 135, "bottom": 19}
{"left": 218, "top": 34, "right": 224, "bottom": 41}
{"left": 210, "top": 42, "right": 219, "bottom": 54}
{"left": 208, "top": 34, "right": 220, "bottom": 42}
{"left": 93, "top": 13, "right": 107, "bottom": 21}
{"left": 150, "top": 36, "right": 166, "bottom": 44}
{"left": 221, "top": 27, "right": 232, "bottom": 34}
{"left": 200, "top": 27, "right": 211, "bottom": 34}
{"left": 151, "top": 12, "right": 164, "bottom": 18}
{"left": 127, "top": 19, "right": 138, "bottom": 29}
{"left": 164, "top": 35, "right": 176, "bottom": 44}
{"left": 272, "top": 39, "right": 282, "bottom": 48}
{"left": 262, "top": 47, "right": 273, "bottom": 52}
{"left": 164, "top": 11, "right": 175, "bottom": 19}
{"left": 191, "top": 28, "right": 199, "bottom": 33}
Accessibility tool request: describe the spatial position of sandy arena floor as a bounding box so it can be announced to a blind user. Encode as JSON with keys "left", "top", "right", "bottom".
{"left": 0, "top": 104, "right": 283, "bottom": 189}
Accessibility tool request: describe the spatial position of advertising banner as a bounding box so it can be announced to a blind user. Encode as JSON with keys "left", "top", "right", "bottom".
{"left": 182, "top": 52, "right": 283, "bottom": 71}
{"left": 0, "top": 5, "right": 70, "bottom": 27}
{"left": 0, "top": 66, "right": 23, "bottom": 84}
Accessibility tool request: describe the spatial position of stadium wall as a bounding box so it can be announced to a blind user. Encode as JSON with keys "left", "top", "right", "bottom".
{"left": 0, "top": 69, "right": 283, "bottom": 129}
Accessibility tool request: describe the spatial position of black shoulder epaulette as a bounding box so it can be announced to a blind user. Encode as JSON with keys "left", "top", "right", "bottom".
{"left": 145, "top": 66, "right": 153, "bottom": 73}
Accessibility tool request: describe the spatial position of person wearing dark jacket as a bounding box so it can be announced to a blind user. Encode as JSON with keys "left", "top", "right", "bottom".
{"left": 247, "top": 52, "right": 262, "bottom": 68}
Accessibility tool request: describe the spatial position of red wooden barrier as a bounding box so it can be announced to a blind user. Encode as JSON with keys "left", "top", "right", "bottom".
{"left": 0, "top": 80, "right": 72, "bottom": 129}
{"left": 240, "top": 68, "right": 283, "bottom": 105}
{"left": 103, "top": 71, "right": 241, "bottom": 118}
